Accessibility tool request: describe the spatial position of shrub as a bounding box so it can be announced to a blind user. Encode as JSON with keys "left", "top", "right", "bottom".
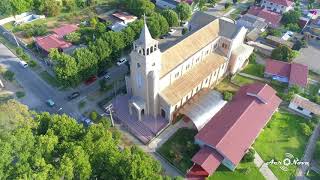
{"left": 90, "top": 111, "right": 98, "bottom": 121}
{"left": 29, "top": 61, "right": 37, "bottom": 68}
{"left": 248, "top": 53, "right": 256, "bottom": 64}
{"left": 269, "top": 29, "right": 282, "bottom": 37}
{"left": 21, "top": 53, "right": 31, "bottom": 62}
{"left": 3, "top": 70, "right": 15, "bottom": 81}
{"left": 16, "top": 47, "right": 23, "bottom": 56}
{"left": 182, "top": 27, "right": 188, "bottom": 35}
{"left": 65, "top": 32, "right": 81, "bottom": 44}
{"left": 15, "top": 91, "right": 25, "bottom": 98}
{"left": 242, "top": 148, "right": 255, "bottom": 162}
{"left": 223, "top": 91, "right": 233, "bottom": 101}
{"left": 225, "top": 2, "right": 231, "bottom": 9}
{"left": 300, "top": 123, "right": 313, "bottom": 136}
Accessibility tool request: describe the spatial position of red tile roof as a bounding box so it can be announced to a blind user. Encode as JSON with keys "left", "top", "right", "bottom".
{"left": 247, "top": 6, "right": 282, "bottom": 28}
{"left": 195, "top": 83, "right": 281, "bottom": 166}
{"left": 35, "top": 34, "right": 72, "bottom": 53}
{"left": 52, "top": 24, "right": 78, "bottom": 37}
{"left": 265, "top": 59, "right": 308, "bottom": 87}
{"left": 266, "top": 0, "right": 293, "bottom": 6}
{"left": 191, "top": 146, "right": 223, "bottom": 175}
{"left": 289, "top": 63, "right": 308, "bottom": 87}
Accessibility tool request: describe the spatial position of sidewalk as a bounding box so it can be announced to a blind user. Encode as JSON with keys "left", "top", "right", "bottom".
{"left": 254, "top": 151, "right": 278, "bottom": 180}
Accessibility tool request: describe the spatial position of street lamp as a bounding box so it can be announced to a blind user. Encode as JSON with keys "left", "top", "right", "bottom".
{"left": 2, "top": 31, "right": 20, "bottom": 47}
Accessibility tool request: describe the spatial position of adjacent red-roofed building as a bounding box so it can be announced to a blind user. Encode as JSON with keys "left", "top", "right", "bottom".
{"left": 261, "top": 0, "right": 294, "bottom": 14}
{"left": 187, "top": 83, "right": 281, "bottom": 179}
{"left": 264, "top": 59, "right": 308, "bottom": 88}
{"left": 52, "top": 24, "right": 79, "bottom": 38}
{"left": 35, "top": 34, "right": 72, "bottom": 54}
{"left": 247, "top": 6, "right": 282, "bottom": 28}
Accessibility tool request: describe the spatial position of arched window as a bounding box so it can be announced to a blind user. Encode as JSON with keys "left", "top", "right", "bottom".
{"left": 150, "top": 46, "right": 153, "bottom": 53}
{"left": 143, "top": 49, "right": 145, "bottom": 55}
{"left": 147, "top": 48, "right": 149, "bottom": 55}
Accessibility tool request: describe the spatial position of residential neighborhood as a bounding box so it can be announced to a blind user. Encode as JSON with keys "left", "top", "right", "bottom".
{"left": 0, "top": 0, "right": 320, "bottom": 180}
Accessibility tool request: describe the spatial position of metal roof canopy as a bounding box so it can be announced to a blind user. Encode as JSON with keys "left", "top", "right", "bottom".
{"left": 180, "top": 89, "right": 227, "bottom": 131}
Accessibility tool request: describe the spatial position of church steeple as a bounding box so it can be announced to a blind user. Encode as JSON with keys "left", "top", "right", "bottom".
{"left": 134, "top": 15, "right": 158, "bottom": 56}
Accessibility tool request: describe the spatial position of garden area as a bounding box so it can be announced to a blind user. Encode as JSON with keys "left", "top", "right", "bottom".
{"left": 253, "top": 109, "right": 314, "bottom": 180}
{"left": 231, "top": 75, "right": 256, "bottom": 86}
{"left": 241, "top": 63, "right": 265, "bottom": 78}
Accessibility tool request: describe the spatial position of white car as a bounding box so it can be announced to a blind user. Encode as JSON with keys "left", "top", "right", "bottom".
{"left": 19, "top": 61, "right": 28, "bottom": 68}
{"left": 104, "top": 74, "right": 110, "bottom": 80}
{"left": 168, "top": 29, "right": 176, "bottom": 35}
{"left": 117, "top": 58, "right": 127, "bottom": 66}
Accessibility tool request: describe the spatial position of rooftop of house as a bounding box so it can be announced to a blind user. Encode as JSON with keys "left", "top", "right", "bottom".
{"left": 247, "top": 6, "right": 282, "bottom": 28}
{"left": 265, "top": 59, "right": 308, "bottom": 87}
{"left": 112, "top": 12, "right": 137, "bottom": 23}
{"left": 194, "top": 83, "right": 281, "bottom": 167}
{"left": 52, "top": 24, "right": 78, "bottom": 37}
{"left": 35, "top": 34, "right": 72, "bottom": 53}
{"left": 266, "top": 35, "right": 294, "bottom": 48}
{"left": 159, "top": 52, "right": 227, "bottom": 105}
{"left": 237, "top": 14, "right": 268, "bottom": 31}
{"left": 159, "top": 17, "right": 239, "bottom": 77}
{"left": 264, "top": 0, "right": 294, "bottom": 6}
{"left": 291, "top": 94, "right": 320, "bottom": 115}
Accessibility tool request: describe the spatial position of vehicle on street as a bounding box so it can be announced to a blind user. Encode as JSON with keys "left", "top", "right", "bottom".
{"left": 84, "top": 76, "right": 97, "bottom": 85}
{"left": 19, "top": 61, "right": 28, "bottom": 68}
{"left": 67, "top": 92, "right": 80, "bottom": 100}
{"left": 98, "top": 70, "right": 109, "bottom": 78}
{"left": 168, "top": 29, "right": 176, "bottom": 35}
{"left": 104, "top": 74, "right": 110, "bottom": 80}
{"left": 117, "top": 58, "right": 127, "bottom": 66}
{"left": 79, "top": 115, "right": 94, "bottom": 127}
{"left": 160, "top": 34, "right": 169, "bottom": 39}
{"left": 46, "top": 99, "right": 55, "bottom": 107}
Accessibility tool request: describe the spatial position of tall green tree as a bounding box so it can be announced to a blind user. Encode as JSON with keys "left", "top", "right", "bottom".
{"left": 89, "top": 38, "right": 112, "bottom": 70}
{"left": 147, "top": 13, "right": 170, "bottom": 38}
{"left": 126, "top": 0, "right": 155, "bottom": 16}
{"left": 73, "top": 48, "right": 98, "bottom": 80}
{"left": 176, "top": 2, "right": 192, "bottom": 21}
{"left": 10, "top": 0, "right": 33, "bottom": 15}
{"left": 282, "top": 10, "right": 301, "bottom": 25}
{"left": 161, "top": 9, "right": 179, "bottom": 27}
{"left": 0, "top": 0, "right": 12, "bottom": 16}
{"left": 102, "top": 31, "right": 125, "bottom": 59}
{"left": 271, "top": 45, "right": 299, "bottom": 62}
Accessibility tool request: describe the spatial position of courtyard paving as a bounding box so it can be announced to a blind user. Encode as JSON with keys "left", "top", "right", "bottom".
{"left": 294, "top": 40, "right": 320, "bottom": 74}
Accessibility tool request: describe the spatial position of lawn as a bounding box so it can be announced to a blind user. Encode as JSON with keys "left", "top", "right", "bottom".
{"left": 232, "top": 75, "right": 255, "bottom": 86}
{"left": 215, "top": 78, "right": 240, "bottom": 93}
{"left": 241, "top": 63, "right": 265, "bottom": 78}
{"left": 208, "top": 162, "right": 265, "bottom": 180}
{"left": 253, "top": 109, "right": 310, "bottom": 180}
{"left": 39, "top": 71, "right": 61, "bottom": 88}
{"left": 157, "top": 128, "right": 200, "bottom": 173}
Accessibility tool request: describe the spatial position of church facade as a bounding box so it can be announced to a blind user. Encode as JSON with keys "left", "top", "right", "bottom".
{"left": 125, "top": 16, "right": 254, "bottom": 124}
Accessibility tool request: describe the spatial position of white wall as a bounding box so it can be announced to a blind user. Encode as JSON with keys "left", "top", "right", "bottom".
{"left": 289, "top": 102, "right": 313, "bottom": 117}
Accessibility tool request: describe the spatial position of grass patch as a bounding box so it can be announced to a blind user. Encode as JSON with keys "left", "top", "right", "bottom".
{"left": 3, "top": 22, "right": 15, "bottom": 31}
{"left": 208, "top": 162, "right": 264, "bottom": 180}
{"left": 232, "top": 75, "right": 255, "bottom": 86}
{"left": 215, "top": 78, "right": 239, "bottom": 93}
{"left": 230, "top": 8, "right": 242, "bottom": 19}
{"left": 15, "top": 91, "right": 25, "bottom": 98}
{"left": 253, "top": 109, "right": 310, "bottom": 180}
{"left": 241, "top": 63, "right": 265, "bottom": 78}
{"left": 39, "top": 71, "right": 61, "bottom": 88}
{"left": 306, "top": 169, "right": 320, "bottom": 180}
{"left": 157, "top": 128, "right": 200, "bottom": 173}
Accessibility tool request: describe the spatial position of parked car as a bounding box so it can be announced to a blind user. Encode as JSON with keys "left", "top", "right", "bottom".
{"left": 67, "top": 92, "right": 80, "bottom": 100}
{"left": 79, "top": 115, "right": 93, "bottom": 127}
{"left": 117, "top": 58, "right": 127, "bottom": 66}
{"left": 168, "top": 29, "right": 176, "bottom": 35}
{"left": 84, "top": 76, "right": 97, "bottom": 85}
{"left": 46, "top": 99, "right": 55, "bottom": 107}
{"left": 104, "top": 74, "right": 110, "bottom": 80}
{"left": 160, "top": 34, "right": 169, "bottom": 39}
{"left": 98, "top": 70, "right": 108, "bottom": 78}
{"left": 19, "top": 61, "right": 28, "bottom": 68}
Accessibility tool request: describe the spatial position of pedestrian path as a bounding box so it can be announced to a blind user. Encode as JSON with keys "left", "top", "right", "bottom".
{"left": 254, "top": 151, "right": 278, "bottom": 180}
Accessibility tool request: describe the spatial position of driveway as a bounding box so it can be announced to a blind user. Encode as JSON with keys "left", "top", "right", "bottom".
{"left": 293, "top": 40, "right": 320, "bottom": 74}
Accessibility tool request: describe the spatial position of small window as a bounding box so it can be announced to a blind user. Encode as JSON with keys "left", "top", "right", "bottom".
{"left": 143, "top": 49, "right": 145, "bottom": 55}
{"left": 137, "top": 63, "right": 141, "bottom": 68}
{"left": 175, "top": 72, "right": 179, "bottom": 78}
{"left": 186, "top": 64, "right": 190, "bottom": 70}
{"left": 297, "top": 106, "right": 304, "bottom": 111}
{"left": 205, "top": 79, "right": 208, "bottom": 83}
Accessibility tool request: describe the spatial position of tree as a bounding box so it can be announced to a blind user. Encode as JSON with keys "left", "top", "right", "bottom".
{"left": 271, "top": 45, "right": 299, "bottom": 62}
{"left": 37, "top": 0, "right": 62, "bottom": 16}
{"left": 269, "top": 29, "right": 282, "bottom": 37}
{"left": 242, "top": 149, "right": 255, "bottom": 162}
{"left": 89, "top": 38, "right": 112, "bottom": 71}
{"left": 282, "top": 10, "right": 301, "bottom": 25}
{"left": 126, "top": 0, "right": 155, "bottom": 16}
{"left": 63, "top": 0, "right": 76, "bottom": 11}
{"left": 65, "top": 32, "right": 81, "bottom": 44}
{"left": 224, "top": 2, "right": 231, "bottom": 9}
{"left": 9, "top": 0, "right": 33, "bottom": 15}
{"left": 0, "top": 0, "right": 12, "bottom": 16}
{"left": 197, "top": 0, "right": 207, "bottom": 10}
{"left": 147, "top": 13, "right": 170, "bottom": 38}
{"left": 73, "top": 48, "right": 98, "bottom": 80}
{"left": 293, "top": 39, "right": 307, "bottom": 50}
{"left": 50, "top": 49, "right": 80, "bottom": 87}
{"left": 300, "top": 123, "right": 313, "bottom": 136}
{"left": 161, "top": 9, "right": 179, "bottom": 27}
{"left": 223, "top": 91, "right": 233, "bottom": 101}
{"left": 176, "top": 2, "right": 192, "bottom": 21}
{"left": 285, "top": 23, "right": 301, "bottom": 32}
{"left": 101, "top": 31, "right": 125, "bottom": 59}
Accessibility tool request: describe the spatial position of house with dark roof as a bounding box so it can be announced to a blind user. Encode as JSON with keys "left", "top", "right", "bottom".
{"left": 246, "top": 6, "right": 282, "bottom": 28}
{"left": 187, "top": 83, "right": 281, "bottom": 179}
{"left": 264, "top": 59, "right": 308, "bottom": 88}
{"left": 261, "top": 0, "right": 294, "bottom": 14}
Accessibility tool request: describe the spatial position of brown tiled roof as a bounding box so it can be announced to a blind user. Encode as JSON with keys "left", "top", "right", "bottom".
{"left": 52, "top": 24, "right": 78, "bottom": 37}
{"left": 159, "top": 53, "right": 226, "bottom": 106}
{"left": 195, "top": 83, "right": 281, "bottom": 166}
{"left": 35, "top": 34, "right": 72, "bottom": 53}
{"left": 291, "top": 94, "right": 320, "bottom": 115}
{"left": 247, "top": 6, "right": 282, "bottom": 28}
{"left": 265, "top": 59, "right": 291, "bottom": 77}
{"left": 160, "top": 19, "right": 220, "bottom": 77}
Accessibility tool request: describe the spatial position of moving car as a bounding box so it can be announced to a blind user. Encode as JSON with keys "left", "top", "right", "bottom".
{"left": 84, "top": 76, "right": 97, "bottom": 85}
{"left": 46, "top": 99, "right": 55, "bottom": 107}
{"left": 67, "top": 92, "right": 80, "bottom": 100}
{"left": 19, "top": 61, "right": 28, "bottom": 68}
{"left": 104, "top": 74, "right": 110, "bottom": 80}
{"left": 117, "top": 58, "right": 127, "bottom": 66}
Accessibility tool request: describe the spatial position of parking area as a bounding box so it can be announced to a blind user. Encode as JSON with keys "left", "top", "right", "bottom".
{"left": 293, "top": 40, "right": 320, "bottom": 74}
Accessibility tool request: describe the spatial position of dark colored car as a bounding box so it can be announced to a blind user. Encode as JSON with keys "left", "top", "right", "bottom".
{"left": 67, "top": 92, "right": 80, "bottom": 100}
{"left": 84, "top": 76, "right": 97, "bottom": 85}
{"left": 97, "top": 70, "right": 108, "bottom": 78}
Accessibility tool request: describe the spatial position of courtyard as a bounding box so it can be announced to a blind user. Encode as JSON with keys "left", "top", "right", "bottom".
{"left": 293, "top": 40, "right": 320, "bottom": 74}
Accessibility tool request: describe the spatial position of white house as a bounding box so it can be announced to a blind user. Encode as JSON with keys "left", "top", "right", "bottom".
{"left": 289, "top": 94, "right": 320, "bottom": 118}
{"left": 261, "top": 0, "right": 294, "bottom": 14}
